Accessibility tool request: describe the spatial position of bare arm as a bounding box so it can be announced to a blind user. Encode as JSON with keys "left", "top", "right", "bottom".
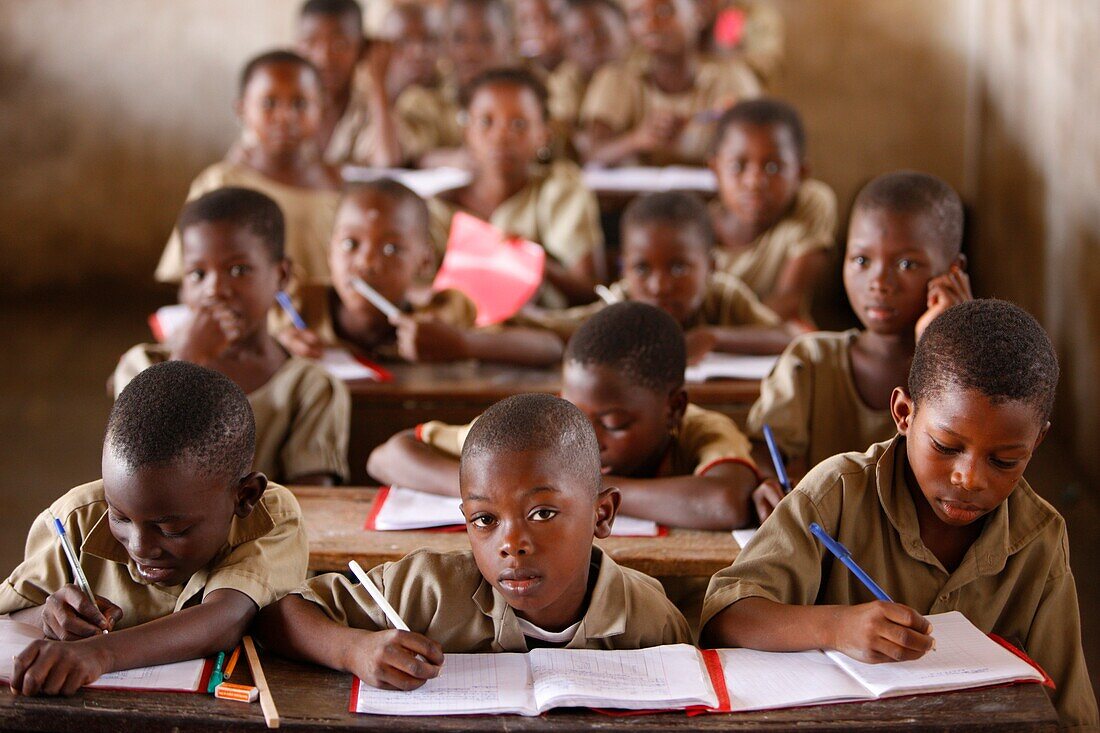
{"left": 366, "top": 429, "right": 461, "bottom": 497}
{"left": 461, "top": 328, "right": 564, "bottom": 367}
{"left": 605, "top": 462, "right": 757, "bottom": 530}
{"left": 542, "top": 252, "right": 603, "bottom": 306}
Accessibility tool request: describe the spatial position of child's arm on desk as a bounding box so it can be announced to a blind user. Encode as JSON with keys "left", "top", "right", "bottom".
{"left": 700, "top": 597, "right": 934, "bottom": 664}
{"left": 603, "top": 461, "right": 758, "bottom": 530}
{"left": 367, "top": 429, "right": 461, "bottom": 497}
{"left": 686, "top": 322, "right": 801, "bottom": 359}
{"left": 392, "top": 317, "right": 564, "bottom": 367}
{"left": 255, "top": 595, "right": 443, "bottom": 691}
{"left": 9, "top": 588, "right": 260, "bottom": 696}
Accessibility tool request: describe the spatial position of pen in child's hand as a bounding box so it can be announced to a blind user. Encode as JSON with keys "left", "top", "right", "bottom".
{"left": 48, "top": 510, "right": 109, "bottom": 634}
{"left": 275, "top": 291, "right": 307, "bottom": 330}
{"left": 809, "top": 522, "right": 893, "bottom": 602}
{"left": 351, "top": 278, "right": 402, "bottom": 321}
{"left": 348, "top": 560, "right": 410, "bottom": 631}
{"left": 762, "top": 424, "right": 791, "bottom": 494}
{"left": 594, "top": 285, "right": 620, "bottom": 305}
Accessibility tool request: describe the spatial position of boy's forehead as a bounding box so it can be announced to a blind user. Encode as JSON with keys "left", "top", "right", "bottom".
{"left": 182, "top": 221, "right": 267, "bottom": 257}
{"left": 915, "top": 386, "right": 1045, "bottom": 447}
{"left": 102, "top": 451, "right": 230, "bottom": 518}
{"left": 299, "top": 11, "right": 361, "bottom": 37}
{"left": 720, "top": 121, "right": 797, "bottom": 155}
{"left": 460, "top": 446, "right": 596, "bottom": 499}
{"left": 849, "top": 206, "right": 953, "bottom": 258}
{"left": 624, "top": 221, "right": 708, "bottom": 256}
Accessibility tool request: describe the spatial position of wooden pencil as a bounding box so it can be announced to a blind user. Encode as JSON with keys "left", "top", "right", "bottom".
{"left": 242, "top": 635, "right": 279, "bottom": 728}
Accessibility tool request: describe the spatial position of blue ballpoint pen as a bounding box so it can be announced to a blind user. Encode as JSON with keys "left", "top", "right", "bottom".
{"left": 275, "top": 291, "right": 308, "bottom": 330}
{"left": 761, "top": 424, "right": 791, "bottom": 494}
{"left": 809, "top": 522, "right": 894, "bottom": 602}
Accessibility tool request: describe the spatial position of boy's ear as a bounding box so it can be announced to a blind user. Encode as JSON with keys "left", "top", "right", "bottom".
{"left": 1034, "top": 420, "right": 1051, "bottom": 450}
{"left": 593, "top": 487, "right": 621, "bottom": 540}
{"left": 667, "top": 387, "right": 689, "bottom": 431}
{"left": 954, "top": 253, "right": 968, "bottom": 272}
{"left": 277, "top": 258, "right": 293, "bottom": 289}
{"left": 889, "top": 387, "right": 915, "bottom": 435}
{"left": 234, "top": 472, "right": 268, "bottom": 518}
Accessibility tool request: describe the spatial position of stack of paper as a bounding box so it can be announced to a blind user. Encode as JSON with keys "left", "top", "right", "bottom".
{"left": 685, "top": 353, "right": 778, "bottom": 382}
{"left": 340, "top": 166, "right": 473, "bottom": 198}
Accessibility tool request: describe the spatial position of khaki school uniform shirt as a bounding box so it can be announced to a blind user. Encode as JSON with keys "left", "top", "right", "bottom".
{"left": 272, "top": 283, "right": 478, "bottom": 360}
{"left": 393, "top": 83, "right": 463, "bottom": 164}
{"left": 580, "top": 55, "right": 761, "bottom": 166}
{"left": 113, "top": 345, "right": 350, "bottom": 483}
{"left": 711, "top": 179, "right": 837, "bottom": 317}
{"left": 545, "top": 60, "right": 587, "bottom": 127}
{"left": 701, "top": 438, "right": 1098, "bottom": 731}
{"left": 418, "top": 402, "right": 756, "bottom": 478}
{"left": 0, "top": 481, "right": 308, "bottom": 624}
{"left": 747, "top": 330, "right": 897, "bottom": 468}
{"left": 154, "top": 161, "right": 340, "bottom": 285}
{"left": 520, "top": 272, "right": 780, "bottom": 340}
{"left": 296, "top": 547, "right": 691, "bottom": 651}
{"left": 324, "top": 77, "right": 381, "bottom": 167}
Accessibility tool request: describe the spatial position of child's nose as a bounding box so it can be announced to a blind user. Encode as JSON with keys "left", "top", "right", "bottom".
{"left": 498, "top": 521, "right": 533, "bottom": 557}
{"left": 127, "top": 527, "right": 163, "bottom": 560}
{"left": 951, "top": 456, "right": 982, "bottom": 492}
{"left": 204, "top": 271, "right": 233, "bottom": 299}
{"left": 647, "top": 271, "right": 674, "bottom": 294}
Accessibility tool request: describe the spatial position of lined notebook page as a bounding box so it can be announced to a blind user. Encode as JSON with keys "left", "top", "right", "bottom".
{"left": 0, "top": 619, "right": 42, "bottom": 682}
{"left": 825, "top": 611, "right": 1043, "bottom": 697}
{"left": 717, "top": 648, "right": 871, "bottom": 711}
{"left": 352, "top": 653, "right": 536, "bottom": 716}
{"left": 530, "top": 645, "right": 716, "bottom": 711}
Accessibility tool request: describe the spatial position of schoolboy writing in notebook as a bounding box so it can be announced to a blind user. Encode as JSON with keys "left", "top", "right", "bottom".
{"left": 116, "top": 188, "right": 350, "bottom": 485}
{"left": 257, "top": 393, "right": 690, "bottom": 690}
{"left": 529, "top": 191, "right": 799, "bottom": 357}
{"left": 709, "top": 98, "right": 838, "bottom": 323}
{"left": 579, "top": 0, "right": 760, "bottom": 166}
{"left": 295, "top": 0, "right": 401, "bottom": 167}
{"left": 369, "top": 302, "right": 762, "bottom": 531}
{"left": 276, "top": 178, "right": 563, "bottom": 366}
{"left": 1, "top": 361, "right": 308, "bottom": 697}
{"left": 156, "top": 50, "right": 341, "bottom": 285}
{"left": 748, "top": 170, "right": 972, "bottom": 502}
{"left": 701, "top": 300, "right": 1098, "bottom": 729}
{"left": 427, "top": 67, "right": 605, "bottom": 307}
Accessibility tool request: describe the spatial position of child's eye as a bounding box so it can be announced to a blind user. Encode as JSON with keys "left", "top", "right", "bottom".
{"left": 477, "top": 115, "right": 492, "bottom": 129}
{"left": 470, "top": 514, "right": 496, "bottom": 529}
{"left": 340, "top": 237, "right": 358, "bottom": 252}
{"left": 108, "top": 511, "right": 129, "bottom": 525}
{"left": 382, "top": 242, "right": 398, "bottom": 257}
{"left": 160, "top": 526, "right": 191, "bottom": 538}
{"left": 670, "top": 263, "right": 689, "bottom": 276}
{"left": 509, "top": 118, "right": 528, "bottom": 133}
{"left": 989, "top": 456, "right": 1020, "bottom": 470}
{"left": 262, "top": 97, "right": 276, "bottom": 111}
{"left": 528, "top": 508, "right": 558, "bottom": 522}
{"left": 849, "top": 255, "right": 868, "bottom": 267}
{"left": 602, "top": 420, "right": 632, "bottom": 432}
{"left": 764, "top": 161, "right": 781, "bottom": 176}
{"left": 930, "top": 437, "right": 959, "bottom": 455}
{"left": 898, "top": 258, "right": 918, "bottom": 271}
{"left": 292, "top": 97, "right": 307, "bottom": 111}
{"left": 728, "top": 161, "right": 745, "bottom": 175}
{"left": 186, "top": 269, "right": 205, "bottom": 283}
{"left": 229, "top": 264, "right": 250, "bottom": 277}
{"left": 632, "top": 263, "right": 651, "bottom": 276}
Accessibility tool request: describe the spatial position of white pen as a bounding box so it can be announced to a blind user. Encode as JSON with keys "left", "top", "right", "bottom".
{"left": 351, "top": 278, "right": 402, "bottom": 321}
{"left": 594, "top": 284, "right": 621, "bottom": 305}
{"left": 349, "top": 560, "right": 409, "bottom": 631}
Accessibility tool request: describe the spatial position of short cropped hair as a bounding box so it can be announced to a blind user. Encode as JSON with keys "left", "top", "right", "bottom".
{"left": 566, "top": 302, "right": 686, "bottom": 393}
{"left": 239, "top": 49, "right": 321, "bottom": 97}
{"left": 910, "top": 299, "right": 1059, "bottom": 421}
{"left": 106, "top": 361, "right": 256, "bottom": 481}
{"left": 461, "top": 394, "right": 601, "bottom": 494}
{"left": 300, "top": 0, "right": 363, "bottom": 26}
{"left": 343, "top": 178, "right": 430, "bottom": 239}
{"left": 714, "top": 97, "right": 807, "bottom": 159}
{"left": 177, "top": 187, "right": 286, "bottom": 262}
{"left": 459, "top": 67, "right": 550, "bottom": 119}
{"left": 852, "top": 170, "right": 964, "bottom": 259}
{"left": 621, "top": 190, "right": 715, "bottom": 251}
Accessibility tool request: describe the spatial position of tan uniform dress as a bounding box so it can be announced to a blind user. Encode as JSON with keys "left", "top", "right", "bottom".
{"left": 113, "top": 345, "right": 350, "bottom": 483}
{"left": 746, "top": 330, "right": 897, "bottom": 468}
{"left": 701, "top": 438, "right": 1099, "bottom": 731}
{"left": 580, "top": 55, "right": 761, "bottom": 166}
{"left": 296, "top": 547, "right": 691, "bottom": 650}
{"left": 0, "top": 481, "right": 308, "bottom": 623}
{"left": 154, "top": 161, "right": 340, "bottom": 285}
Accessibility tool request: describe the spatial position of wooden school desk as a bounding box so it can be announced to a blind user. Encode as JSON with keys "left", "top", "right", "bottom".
{"left": 0, "top": 653, "right": 1059, "bottom": 732}
{"left": 342, "top": 361, "right": 762, "bottom": 484}
{"left": 293, "top": 486, "right": 739, "bottom": 578}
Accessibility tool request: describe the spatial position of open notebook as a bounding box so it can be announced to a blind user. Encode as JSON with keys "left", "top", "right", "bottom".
{"left": 349, "top": 613, "right": 1047, "bottom": 716}
{"left": 366, "top": 486, "right": 663, "bottom": 537}
{"left": 685, "top": 354, "right": 778, "bottom": 383}
{"left": 0, "top": 618, "right": 211, "bottom": 692}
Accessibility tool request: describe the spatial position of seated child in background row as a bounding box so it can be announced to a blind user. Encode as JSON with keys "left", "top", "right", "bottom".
{"left": 370, "top": 303, "right": 763, "bottom": 531}
{"left": 117, "top": 188, "right": 350, "bottom": 485}
{"left": 428, "top": 68, "right": 605, "bottom": 307}
{"left": 380, "top": 4, "right": 442, "bottom": 103}
{"left": 409, "top": 0, "right": 514, "bottom": 168}
{"left": 701, "top": 300, "right": 1098, "bottom": 730}
{"left": 295, "top": 0, "right": 402, "bottom": 167}
{"left": 579, "top": 0, "right": 760, "bottom": 166}
{"left": 709, "top": 98, "right": 837, "bottom": 323}
{"left": 277, "top": 179, "right": 563, "bottom": 367}
{"left": 555, "top": 0, "right": 630, "bottom": 129}
{"left": 156, "top": 50, "right": 341, "bottom": 284}
{"left": 258, "top": 393, "right": 690, "bottom": 690}
{"left": 2, "top": 361, "right": 308, "bottom": 696}
{"left": 749, "top": 170, "right": 972, "bottom": 494}
{"left": 531, "top": 191, "right": 799, "bottom": 358}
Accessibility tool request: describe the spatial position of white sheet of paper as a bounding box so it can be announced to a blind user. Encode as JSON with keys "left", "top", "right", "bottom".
{"left": 731, "top": 529, "right": 757, "bottom": 549}
{"left": 825, "top": 611, "right": 1043, "bottom": 697}
{"left": 150, "top": 304, "right": 191, "bottom": 343}
{"left": 341, "top": 166, "right": 473, "bottom": 198}
{"left": 717, "top": 648, "right": 870, "bottom": 711}
{"left": 373, "top": 486, "right": 660, "bottom": 536}
{"left": 582, "top": 166, "right": 717, "bottom": 193}
{"left": 320, "top": 348, "right": 382, "bottom": 382}
{"left": 685, "top": 354, "right": 778, "bottom": 383}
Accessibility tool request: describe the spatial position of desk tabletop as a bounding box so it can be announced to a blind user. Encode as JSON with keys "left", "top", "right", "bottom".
{"left": 0, "top": 652, "right": 1058, "bottom": 732}
{"left": 294, "top": 487, "right": 739, "bottom": 578}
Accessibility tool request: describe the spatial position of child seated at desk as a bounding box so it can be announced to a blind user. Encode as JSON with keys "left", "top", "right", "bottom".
{"left": 295, "top": 0, "right": 401, "bottom": 167}
{"left": 579, "top": 0, "right": 760, "bottom": 166}
{"left": 380, "top": 4, "right": 442, "bottom": 101}
{"left": 276, "top": 178, "right": 564, "bottom": 366}
{"left": 156, "top": 50, "right": 341, "bottom": 284}
{"left": 709, "top": 98, "right": 837, "bottom": 323}
{"left": 257, "top": 393, "right": 690, "bottom": 689}
{"left": 555, "top": 0, "right": 629, "bottom": 130}
{"left": 117, "top": 188, "right": 350, "bottom": 485}
{"left": 529, "top": 191, "right": 799, "bottom": 357}
{"left": 427, "top": 67, "right": 605, "bottom": 307}
{"left": 369, "top": 302, "right": 763, "bottom": 531}
{"left": 1, "top": 361, "right": 308, "bottom": 697}
{"left": 748, "top": 170, "right": 972, "bottom": 498}
{"left": 700, "top": 300, "right": 1098, "bottom": 730}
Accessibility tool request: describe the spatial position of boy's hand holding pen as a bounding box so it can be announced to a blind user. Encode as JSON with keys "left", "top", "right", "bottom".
{"left": 41, "top": 585, "right": 123, "bottom": 641}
